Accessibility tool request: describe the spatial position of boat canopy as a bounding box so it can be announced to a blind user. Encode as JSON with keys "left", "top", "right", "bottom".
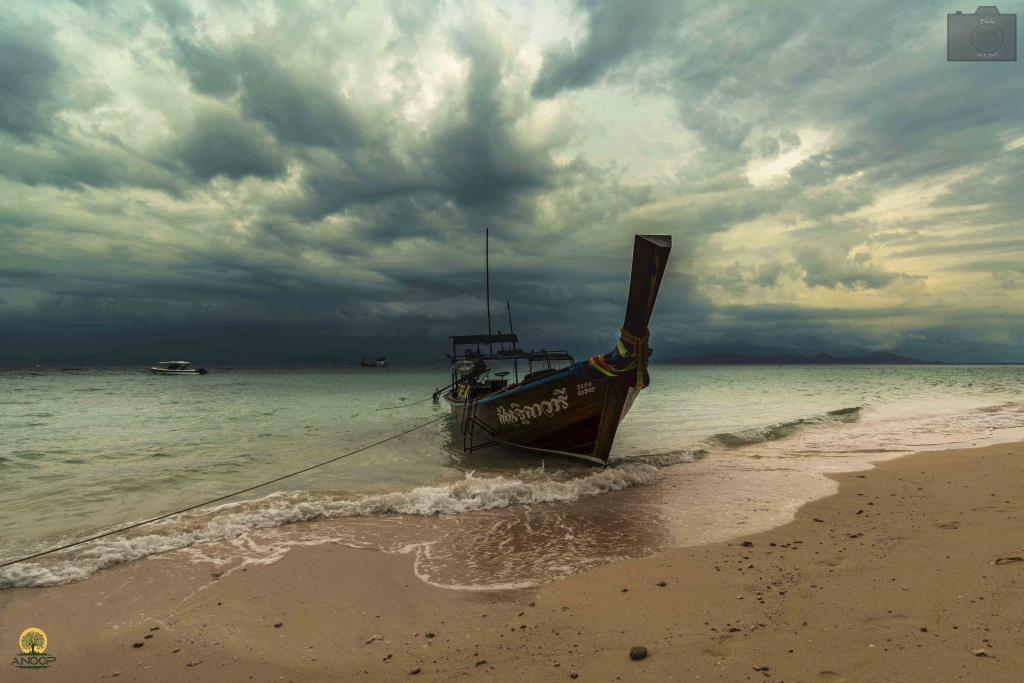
{"left": 157, "top": 361, "right": 191, "bottom": 370}
{"left": 454, "top": 348, "right": 572, "bottom": 363}
{"left": 449, "top": 333, "right": 518, "bottom": 345}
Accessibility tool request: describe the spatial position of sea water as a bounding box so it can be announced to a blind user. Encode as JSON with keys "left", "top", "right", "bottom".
{"left": 2, "top": 364, "right": 1023, "bottom": 590}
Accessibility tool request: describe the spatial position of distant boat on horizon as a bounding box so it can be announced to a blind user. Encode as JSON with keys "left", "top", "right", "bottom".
{"left": 148, "top": 360, "right": 208, "bottom": 375}
{"left": 361, "top": 355, "right": 387, "bottom": 367}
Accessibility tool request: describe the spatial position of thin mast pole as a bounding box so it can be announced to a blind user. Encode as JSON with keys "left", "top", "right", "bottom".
{"left": 486, "top": 229, "right": 492, "bottom": 356}
{"left": 507, "top": 299, "right": 517, "bottom": 383}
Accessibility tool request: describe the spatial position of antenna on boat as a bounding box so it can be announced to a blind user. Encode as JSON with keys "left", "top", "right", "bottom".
{"left": 505, "top": 299, "right": 514, "bottom": 336}
{"left": 507, "top": 299, "right": 518, "bottom": 383}
{"left": 486, "top": 228, "right": 493, "bottom": 355}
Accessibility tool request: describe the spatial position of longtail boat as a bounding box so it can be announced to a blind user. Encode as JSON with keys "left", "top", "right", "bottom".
{"left": 440, "top": 234, "right": 671, "bottom": 465}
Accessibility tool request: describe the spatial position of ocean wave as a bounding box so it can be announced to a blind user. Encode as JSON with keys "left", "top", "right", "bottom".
{"left": 708, "top": 406, "right": 862, "bottom": 448}
{"left": 0, "top": 463, "right": 660, "bottom": 590}
{"left": 8, "top": 399, "right": 1019, "bottom": 592}
{"left": 611, "top": 447, "right": 707, "bottom": 467}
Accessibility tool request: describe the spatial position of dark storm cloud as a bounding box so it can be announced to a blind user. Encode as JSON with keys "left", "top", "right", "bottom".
{"left": 293, "top": 18, "right": 561, "bottom": 220}
{"left": 656, "top": 300, "right": 1024, "bottom": 363}
{"left": 333, "top": 194, "right": 464, "bottom": 247}
{"left": 0, "top": 7, "right": 186, "bottom": 193}
{"left": 0, "top": 12, "right": 60, "bottom": 139}
{"left": 432, "top": 25, "right": 560, "bottom": 208}
{"left": 236, "top": 53, "right": 367, "bottom": 151}
{"left": 531, "top": 0, "right": 683, "bottom": 98}
{"left": 0, "top": 136, "right": 190, "bottom": 193}
{"left": 535, "top": 0, "right": 1021, "bottom": 174}
{"left": 158, "top": 4, "right": 563, "bottom": 224}
{"left": 172, "top": 109, "right": 287, "bottom": 181}
{"left": 2, "top": 0, "right": 1024, "bottom": 364}
{"left": 170, "top": 36, "right": 241, "bottom": 97}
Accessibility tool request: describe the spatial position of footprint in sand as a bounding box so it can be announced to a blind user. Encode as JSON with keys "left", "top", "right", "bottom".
{"left": 817, "top": 554, "right": 844, "bottom": 567}
{"left": 861, "top": 613, "right": 912, "bottom": 632}
{"left": 702, "top": 636, "right": 739, "bottom": 659}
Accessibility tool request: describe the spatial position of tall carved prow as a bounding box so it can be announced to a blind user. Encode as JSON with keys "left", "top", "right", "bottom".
{"left": 622, "top": 234, "right": 672, "bottom": 338}
{"left": 592, "top": 234, "right": 672, "bottom": 463}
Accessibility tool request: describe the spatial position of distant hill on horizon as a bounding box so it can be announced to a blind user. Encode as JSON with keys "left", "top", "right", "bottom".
{"left": 659, "top": 351, "right": 941, "bottom": 365}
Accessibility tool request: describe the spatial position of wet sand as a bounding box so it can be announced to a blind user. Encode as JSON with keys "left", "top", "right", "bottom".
{"left": 2, "top": 441, "right": 1022, "bottom": 682}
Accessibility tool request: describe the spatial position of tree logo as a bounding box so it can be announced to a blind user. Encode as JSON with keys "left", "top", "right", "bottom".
{"left": 19, "top": 629, "right": 46, "bottom": 655}
{"left": 10, "top": 628, "right": 56, "bottom": 670}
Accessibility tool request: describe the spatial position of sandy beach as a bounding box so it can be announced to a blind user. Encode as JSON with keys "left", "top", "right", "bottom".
{"left": 3, "top": 440, "right": 1022, "bottom": 682}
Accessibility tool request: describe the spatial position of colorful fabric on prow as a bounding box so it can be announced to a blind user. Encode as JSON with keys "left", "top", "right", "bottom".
{"left": 578, "top": 327, "right": 652, "bottom": 388}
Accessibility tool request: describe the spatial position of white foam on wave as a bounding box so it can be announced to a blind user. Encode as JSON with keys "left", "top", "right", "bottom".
{"left": 0, "top": 463, "right": 660, "bottom": 589}
{"left": 6, "top": 401, "right": 1023, "bottom": 592}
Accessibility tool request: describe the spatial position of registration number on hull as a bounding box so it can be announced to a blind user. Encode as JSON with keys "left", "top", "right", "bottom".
{"left": 496, "top": 388, "right": 569, "bottom": 426}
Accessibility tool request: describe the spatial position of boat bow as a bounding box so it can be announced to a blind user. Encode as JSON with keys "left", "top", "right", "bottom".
{"left": 588, "top": 234, "right": 672, "bottom": 460}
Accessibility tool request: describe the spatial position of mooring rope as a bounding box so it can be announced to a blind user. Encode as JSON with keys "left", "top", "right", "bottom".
{"left": 375, "top": 395, "right": 439, "bottom": 410}
{"left": 0, "top": 414, "right": 448, "bottom": 571}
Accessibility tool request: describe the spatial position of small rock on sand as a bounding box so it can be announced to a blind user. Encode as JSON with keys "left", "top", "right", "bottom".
{"left": 656, "top": 582, "right": 667, "bottom": 587}
{"left": 629, "top": 646, "right": 648, "bottom": 661}
{"left": 973, "top": 649, "right": 994, "bottom": 658}
{"left": 132, "top": 643, "right": 144, "bottom": 648}
{"left": 366, "top": 635, "right": 382, "bottom": 644}
{"left": 273, "top": 622, "right": 282, "bottom": 628}
{"left": 741, "top": 541, "right": 753, "bottom": 547}
{"left": 410, "top": 667, "right": 421, "bottom": 675}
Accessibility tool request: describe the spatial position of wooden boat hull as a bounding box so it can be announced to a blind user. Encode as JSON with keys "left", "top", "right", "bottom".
{"left": 445, "top": 368, "right": 639, "bottom": 465}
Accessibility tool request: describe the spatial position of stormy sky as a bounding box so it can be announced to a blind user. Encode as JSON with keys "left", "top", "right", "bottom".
{"left": 1, "top": 0, "right": 1022, "bottom": 364}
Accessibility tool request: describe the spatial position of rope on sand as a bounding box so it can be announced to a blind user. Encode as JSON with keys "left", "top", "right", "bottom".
{"left": 0, "top": 414, "right": 449, "bottom": 571}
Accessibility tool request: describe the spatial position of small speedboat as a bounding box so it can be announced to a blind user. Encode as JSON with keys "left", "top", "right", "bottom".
{"left": 148, "top": 361, "right": 208, "bottom": 375}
